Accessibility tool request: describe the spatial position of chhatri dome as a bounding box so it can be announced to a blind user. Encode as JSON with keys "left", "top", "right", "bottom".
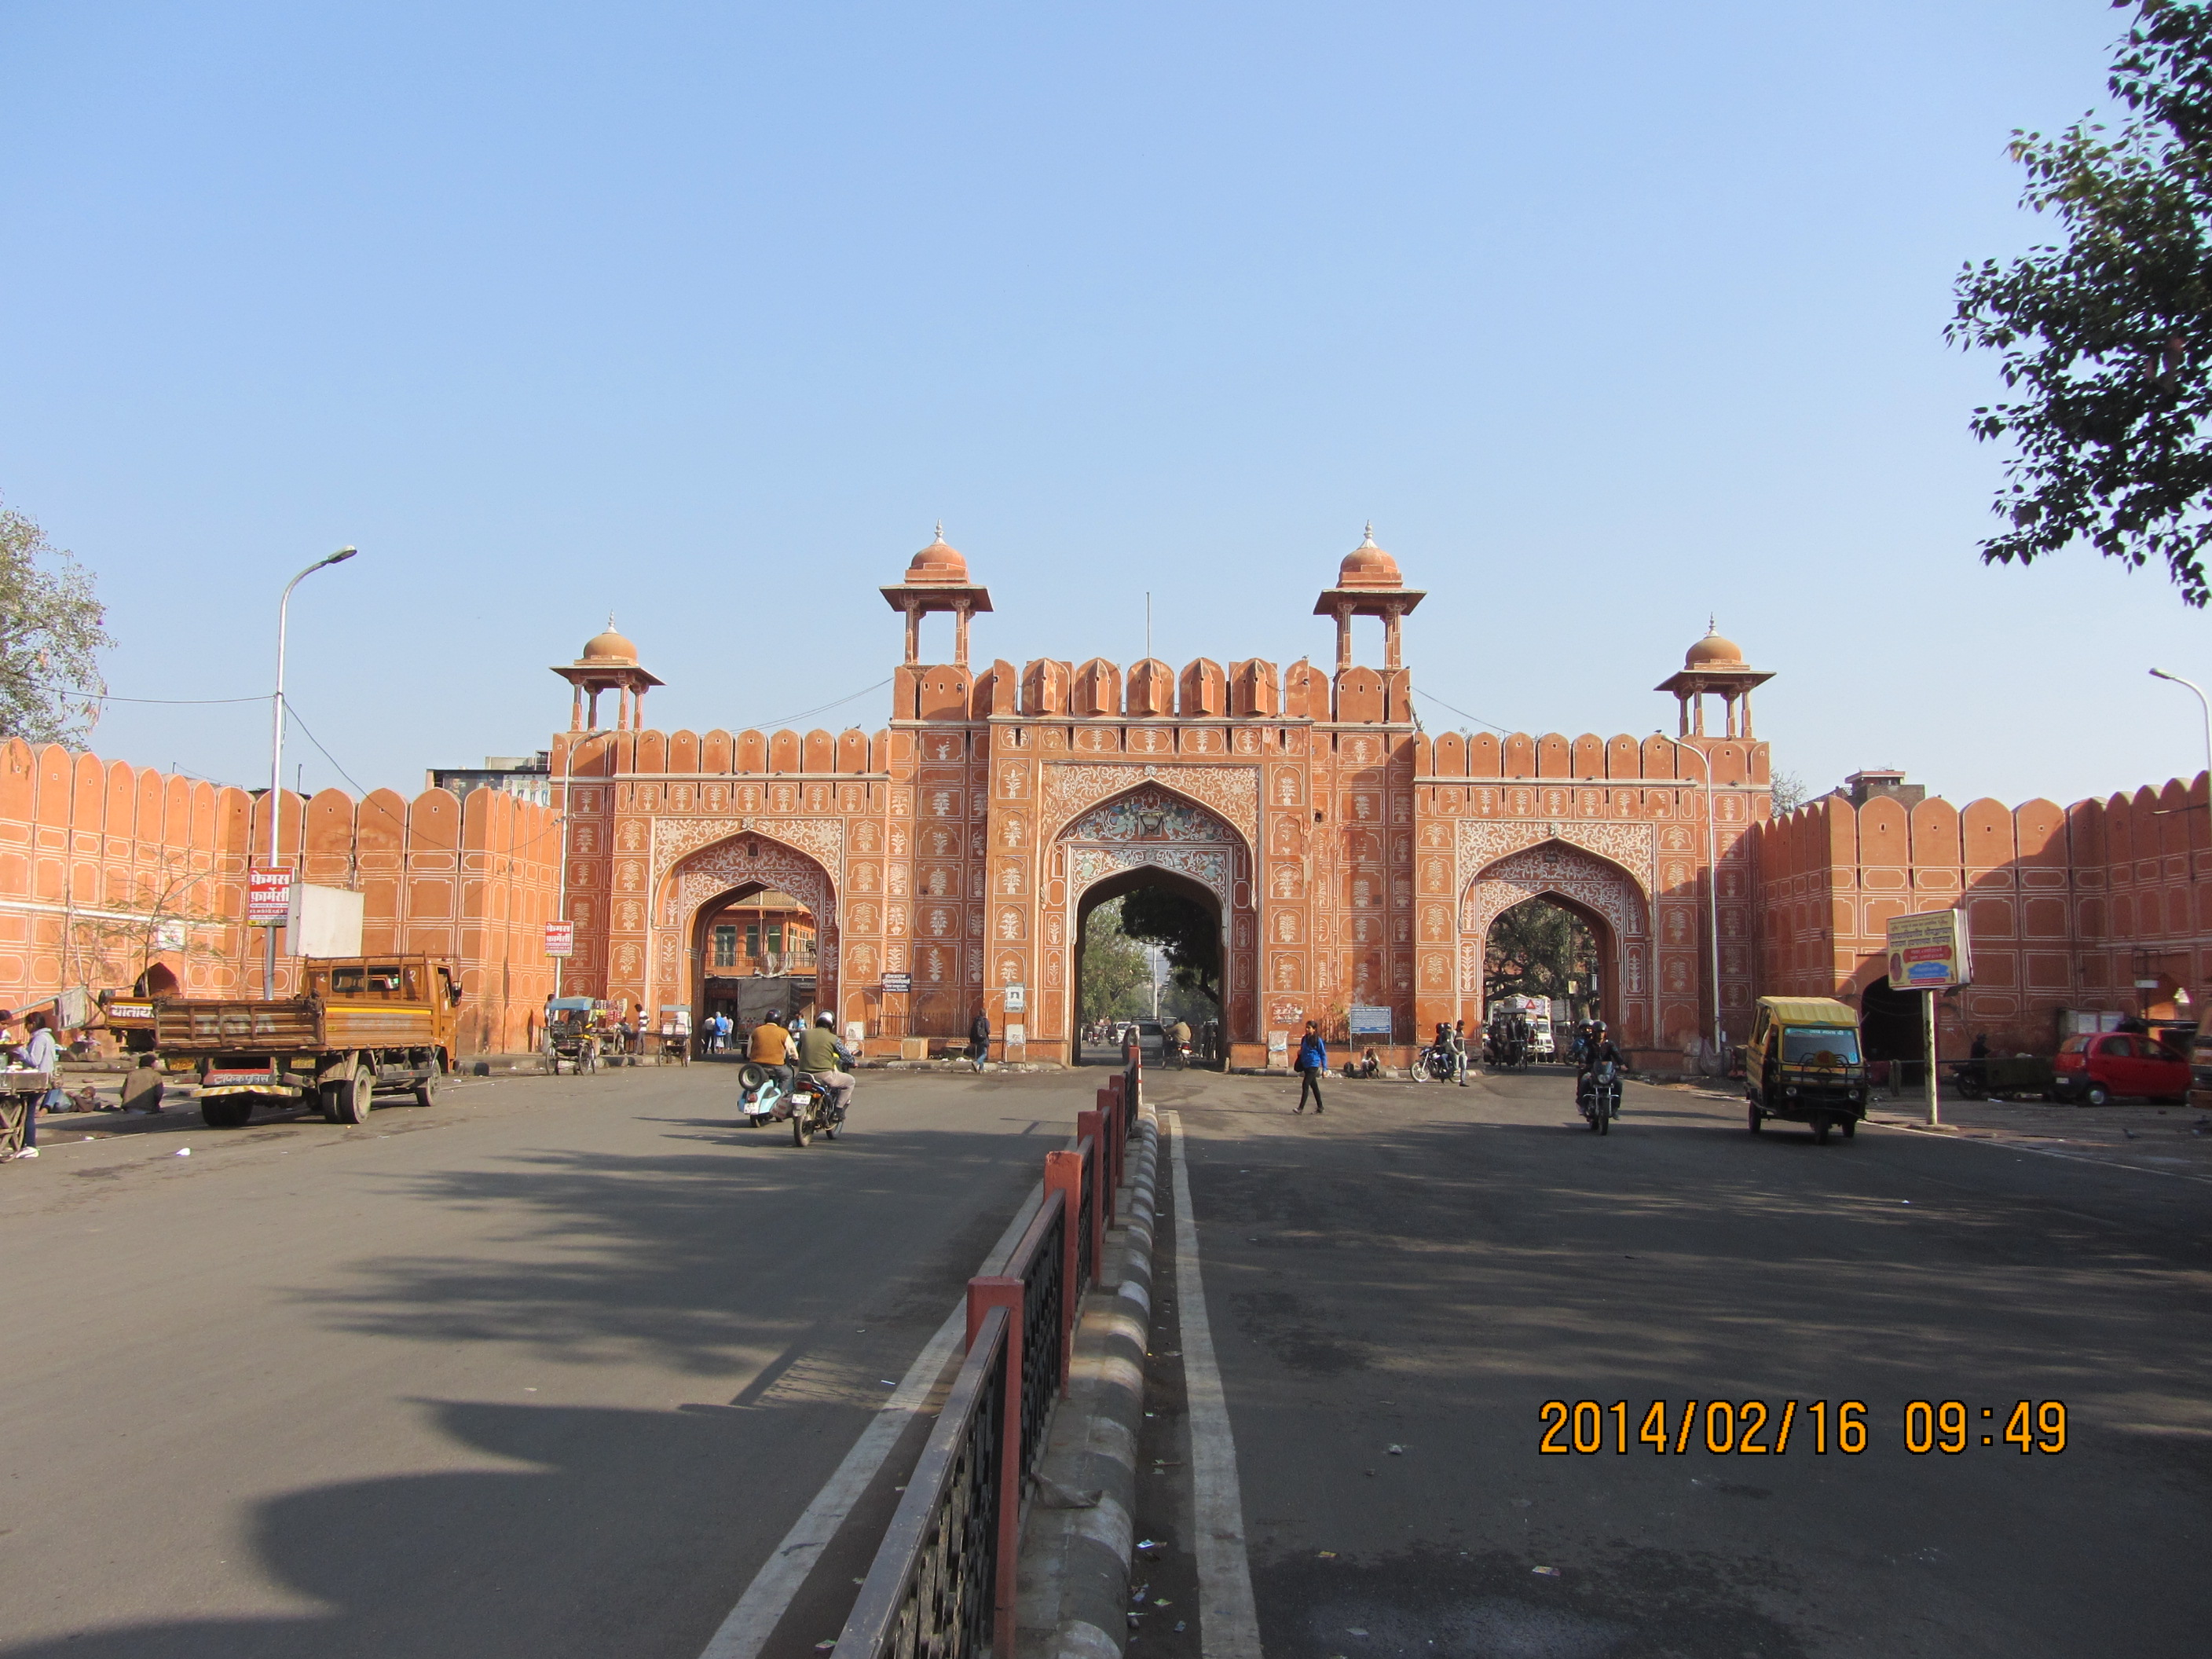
{"left": 1335, "top": 522, "right": 1404, "bottom": 589}
{"left": 1685, "top": 617, "right": 1745, "bottom": 668}
{"left": 580, "top": 615, "right": 639, "bottom": 665}
{"left": 903, "top": 522, "right": 971, "bottom": 585}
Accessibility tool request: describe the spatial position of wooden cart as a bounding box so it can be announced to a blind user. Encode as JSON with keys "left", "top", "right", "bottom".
{"left": 0, "top": 1070, "right": 57, "bottom": 1159}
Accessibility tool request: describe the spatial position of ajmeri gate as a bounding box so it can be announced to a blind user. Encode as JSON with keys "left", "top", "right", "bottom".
{"left": 543, "top": 529, "right": 1772, "bottom": 1068}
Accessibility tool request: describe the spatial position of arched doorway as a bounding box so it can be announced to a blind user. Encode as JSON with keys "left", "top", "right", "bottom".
{"left": 1859, "top": 976, "right": 1921, "bottom": 1064}
{"left": 1047, "top": 783, "right": 1254, "bottom": 1060}
{"left": 661, "top": 833, "right": 837, "bottom": 1048}
{"left": 1072, "top": 867, "right": 1224, "bottom": 1063}
{"left": 1461, "top": 840, "right": 1653, "bottom": 1046}
{"left": 1482, "top": 895, "right": 1603, "bottom": 1028}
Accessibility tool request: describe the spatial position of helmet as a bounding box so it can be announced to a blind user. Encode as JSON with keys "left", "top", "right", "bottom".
{"left": 816, "top": 1013, "right": 834, "bottom": 1027}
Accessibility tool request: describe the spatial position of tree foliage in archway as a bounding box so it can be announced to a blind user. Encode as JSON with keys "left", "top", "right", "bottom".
{"left": 1484, "top": 898, "right": 1596, "bottom": 1006}
{"left": 1080, "top": 898, "right": 1152, "bottom": 1021}
{"left": 1119, "top": 884, "right": 1221, "bottom": 1006}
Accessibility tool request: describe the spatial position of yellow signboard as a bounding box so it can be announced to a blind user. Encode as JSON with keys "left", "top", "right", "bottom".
{"left": 1885, "top": 910, "right": 1972, "bottom": 991}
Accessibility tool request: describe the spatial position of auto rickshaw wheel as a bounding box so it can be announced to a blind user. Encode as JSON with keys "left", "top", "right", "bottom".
{"left": 1841, "top": 1115, "right": 1857, "bottom": 1139}
{"left": 1748, "top": 1103, "right": 1763, "bottom": 1134}
{"left": 1812, "top": 1111, "right": 1832, "bottom": 1144}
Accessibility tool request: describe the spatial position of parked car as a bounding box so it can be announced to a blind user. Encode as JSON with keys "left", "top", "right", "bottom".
{"left": 2049, "top": 1031, "right": 2190, "bottom": 1106}
{"left": 2192, "top": 1028, "right": 2212, "bottom": 1111}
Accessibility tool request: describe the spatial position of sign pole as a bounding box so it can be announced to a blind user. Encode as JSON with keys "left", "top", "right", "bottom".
{"left": 1924, "top": 989, "right": 1941, "bottom": 1128}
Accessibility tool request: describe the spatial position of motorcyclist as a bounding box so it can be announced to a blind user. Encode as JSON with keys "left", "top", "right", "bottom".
{"left": 1577, "top": 1023, "right": 1625, "bottom": 1111}
{"left": 1169, "top": 1016, "right": 1192, "bottom": 1062}
{"left": 746, "top": 1013, "right": 797, "bottom": 1116}
{"left": 795, "top": 1013, "right": 856, "bottom": 1122}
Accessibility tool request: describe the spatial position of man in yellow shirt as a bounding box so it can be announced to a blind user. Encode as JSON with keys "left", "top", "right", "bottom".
{"left": 748, "top": 1015, "right": 788, "bottom": 1064}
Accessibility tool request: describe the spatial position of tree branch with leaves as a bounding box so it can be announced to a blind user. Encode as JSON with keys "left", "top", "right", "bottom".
{"left": 1952, "top": 1, "right": 2212, "bottom": 604}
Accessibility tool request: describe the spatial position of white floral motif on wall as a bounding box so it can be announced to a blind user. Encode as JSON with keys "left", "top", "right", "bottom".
{"left": 1042, "top": 764, "right": 1258, "bottom": 848}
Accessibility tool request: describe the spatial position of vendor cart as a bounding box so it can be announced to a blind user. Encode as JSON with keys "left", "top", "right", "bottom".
{"left": 0, "top": 1069, "right": 56, "bottom": 1159}
{"left": 657, "top": 1005, "right": 692, "bottom": 1064}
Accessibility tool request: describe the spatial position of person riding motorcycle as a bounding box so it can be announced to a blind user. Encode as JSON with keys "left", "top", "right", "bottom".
{"left": 794, "top": 1013, "right": 856, "bottom": 1124}
{"left": 745, "top": 1013, "right": 797, "bottom": 1117}
{"left": 1168, "top": 1017, "right": 1192, "bottom": 1062}
{"left": 1577, "top": 1024, "right": 1625, "bottom": 1111}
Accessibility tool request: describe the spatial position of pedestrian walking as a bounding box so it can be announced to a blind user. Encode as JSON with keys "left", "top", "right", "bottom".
{"left": 1449, "top": 1019, "right": 1469, "bottom": 1086}
{"left": 1294, "top": 1020, "right": 1326, "bottom": 1115}
{"left": 969, "top": 1009, "right": 991, "bottom": 1073}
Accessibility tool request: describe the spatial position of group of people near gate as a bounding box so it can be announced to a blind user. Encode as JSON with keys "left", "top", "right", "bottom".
{"left": 1282, "top": 1012, "right": 1628, "bottom": 1117}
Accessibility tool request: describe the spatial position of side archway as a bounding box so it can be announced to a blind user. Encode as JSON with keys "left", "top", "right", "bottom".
{"left": 1460, "top": 840, "right": 1654, "bottom": 1046}
{"left": 658, "top": 832, "right": 839, "bottom": 1033}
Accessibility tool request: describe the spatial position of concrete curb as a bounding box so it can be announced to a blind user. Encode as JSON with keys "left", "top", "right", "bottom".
{"left": 1015, "top": 1106, "right": 1160, "bottom": 1659}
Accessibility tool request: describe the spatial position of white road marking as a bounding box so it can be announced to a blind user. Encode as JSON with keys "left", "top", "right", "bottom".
{"left": 696, "top": 1185, "right": 1044, "bottom": 1659}
{"left": 1165, "top": 1109, "right": 1263, "bottom": 1659}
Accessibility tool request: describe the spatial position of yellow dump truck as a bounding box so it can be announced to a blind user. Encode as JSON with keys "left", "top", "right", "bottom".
{"left": 152, "top": 955, "right": 462, "bottom": 1129}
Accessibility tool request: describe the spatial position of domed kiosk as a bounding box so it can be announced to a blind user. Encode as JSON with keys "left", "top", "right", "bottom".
{"left": 1656, "top": 620, "right": 1772, "bottom": 738}
{"left": 881, "top": 523, "right": 994, "bottom": 666}
{"left": 1313, "top": 524, "right": 1426, "bottom": 670}
{"left": 551, "top": 614, "right": 665, "bottom": 732}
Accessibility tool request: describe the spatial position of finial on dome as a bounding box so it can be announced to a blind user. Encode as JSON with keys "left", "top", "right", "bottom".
{"left": 1361, "top": 521, "right": 1377, "bottom": 547}
{"left": 933, "top": 520, "right": 945, "bottom": 542}
{"left": 1707, "top": 613, "right": 1716, "bottom": 635}
{"left": 608, "top": 611, "right": 617, "bottom": 632}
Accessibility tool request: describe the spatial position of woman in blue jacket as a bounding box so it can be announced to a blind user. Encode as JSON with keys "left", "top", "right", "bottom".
{"left": 1294, "top": 1020, "right": 1326, "bottom": 1115}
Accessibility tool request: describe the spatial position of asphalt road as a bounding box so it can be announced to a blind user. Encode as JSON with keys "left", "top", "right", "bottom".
{"left": 1140, "top": 1063, "right": 2212, "bottom": 1659}
{"left": 0, "top": 1061, "right": 1090, "bottom": 1658}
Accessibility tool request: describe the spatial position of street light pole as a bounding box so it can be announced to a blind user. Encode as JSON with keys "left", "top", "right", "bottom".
{"left": 1668, "top": 735, "right": 1727, "bottom": 1066}
{"left": 2149, "top": 668, "right": 2212, "bottom": 786}
{"left": 265, "top": 548, "right": 357, "bottom": 997}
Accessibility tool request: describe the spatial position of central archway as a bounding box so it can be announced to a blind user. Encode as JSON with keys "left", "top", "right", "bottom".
{"left": 1073, "top": 868, "right": 1225, "bottom": 1063}
{"left": 1462, "top": 839, "right": 1653, "bottom": 1046}
{"left": 1046, "top": 782, "right": 1254, "bottom": 1059}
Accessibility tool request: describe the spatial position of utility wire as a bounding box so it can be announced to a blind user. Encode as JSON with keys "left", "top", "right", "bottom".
{"left": 1412, "top": 686, "right": 1517, "bottom": 737}
{"left": 741, "top": 676, "right": 893, "bottom": 732}
{"left": 31, "top": 681, "right": 267, "bottom": 706}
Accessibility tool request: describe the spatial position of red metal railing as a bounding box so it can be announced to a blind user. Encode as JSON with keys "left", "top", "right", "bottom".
{"left": 840, "top": 1064, "right": 1146, "bottom": 1659}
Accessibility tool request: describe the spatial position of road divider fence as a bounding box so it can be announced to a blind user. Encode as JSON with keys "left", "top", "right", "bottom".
{"left": 834, "top": 1051, "right": 1145, "bottom": 1659}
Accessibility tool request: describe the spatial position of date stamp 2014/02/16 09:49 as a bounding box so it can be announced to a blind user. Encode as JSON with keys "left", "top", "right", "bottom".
{"left": 1537, "top": 1399, "right": 2069, "bottom": 1456}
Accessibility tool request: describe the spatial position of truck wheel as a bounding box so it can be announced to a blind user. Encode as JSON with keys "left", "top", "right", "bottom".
{"left": 2083, "top": 1083, "right": 2110, "bottom": 1108}
{"left": 414, "top": 1059, "right": 442, "bottom": 1109}
{"left": 331, "top": 1068, "right": 375, "bottom": 1126}
{"left": 200, "top": 1096, "right": 252, "bottom": 1130}
{"left": 317, "top": 1082, "right": 344, "bottom": 1123}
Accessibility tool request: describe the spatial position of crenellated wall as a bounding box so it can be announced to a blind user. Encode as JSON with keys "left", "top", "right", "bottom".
{"left": 0, "top": 739, "right": 561, "bottom": 1056}
{"left": 1752, "top": 774, "right": 2212, "bottom": 1057}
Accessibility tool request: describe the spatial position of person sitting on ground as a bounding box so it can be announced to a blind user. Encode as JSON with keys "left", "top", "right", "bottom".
{"left": 119, "top": 1053, "right": 164, "bottom": 1114}
{"left": 796, "top": 1013, "right": 857, "bottom": 1121}
{"left": 1353, "top": 1047, "right": 1381, "bottom": 1079}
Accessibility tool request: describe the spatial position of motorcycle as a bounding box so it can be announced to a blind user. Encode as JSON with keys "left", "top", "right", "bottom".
{"left": 1167, "top": 1040, "right": 1191, "bottom": 1068}
{"left": 1946, "top": 1060, "right": 1990, "bottom": 1101}
{"left": 1418, "top": 1044, "right": 1455, "bottom": 1082}
{"left": 736, "top": 1064, "right": 846, "bottom": 1144}
{"left": 1578, "top": 1059, "right": 1622, "bottom": 1134}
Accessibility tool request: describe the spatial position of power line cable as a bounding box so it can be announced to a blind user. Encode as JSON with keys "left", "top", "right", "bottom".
{"left": 32, "top": 681, "right": 267, "bottom": 707}
{"left": 741, "top": 676, "right": 893, "bottom": 731}
{"left": 1412, "top": 687, "right": 1516, "bottom": 736}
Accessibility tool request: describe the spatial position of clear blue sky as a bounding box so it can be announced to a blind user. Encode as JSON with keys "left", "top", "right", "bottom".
{"left": 3, "top": 1, "right": 2199, "bottom": 811}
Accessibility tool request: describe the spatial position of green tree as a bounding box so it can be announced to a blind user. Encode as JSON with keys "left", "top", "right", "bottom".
{"left": 1483, "top": 898, "right": 1595, "bottom": 1007}
{"left": 1080, "top": 898, "right": 1153, "bottom": 1021}
{"left": 0, "top": 496, "right": 108, "bottom": 742}
{"left": 1117, "top": 884, "right": 1221, "bottom": 1008}
{"left": 1950, "top": 1, "right": 2212, "bottom": 604}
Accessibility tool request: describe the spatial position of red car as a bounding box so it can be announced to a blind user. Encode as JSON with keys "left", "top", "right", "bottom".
{"left": 2050, "top": 1031, "right": 2190, "bottom": 1106}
